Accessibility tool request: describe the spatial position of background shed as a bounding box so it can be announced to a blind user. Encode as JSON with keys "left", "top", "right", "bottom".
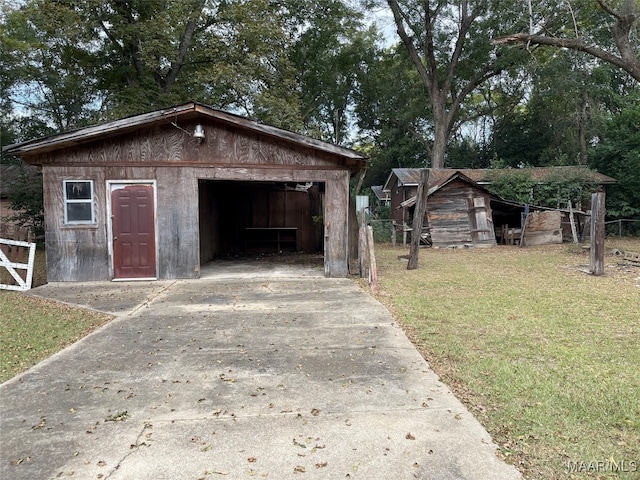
{"left": 426, "top": 172, "right": 497, "bottom": 248}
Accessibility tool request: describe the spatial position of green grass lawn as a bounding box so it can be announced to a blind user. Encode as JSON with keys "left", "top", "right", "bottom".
{"left": 0, "top": 292, "right": 113, "bottom": 383}
{"left": 0, "top": 250, "right": 112, "bottom": 383}
{"left": 372, "top": 239, "right": 640, "bottom": 479}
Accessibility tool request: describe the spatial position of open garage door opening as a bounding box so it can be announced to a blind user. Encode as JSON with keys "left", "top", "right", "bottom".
{"left": 198, "top": 180, "right": 325, "bottom": 266}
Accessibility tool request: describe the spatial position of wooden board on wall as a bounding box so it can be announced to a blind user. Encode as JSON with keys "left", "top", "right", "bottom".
{"left": 524, "top": 210, "right": 563, "bottom": 245}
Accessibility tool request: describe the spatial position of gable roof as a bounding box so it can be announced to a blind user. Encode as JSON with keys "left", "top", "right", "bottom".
{"left": 371, "top": 185, "right": 390, "bottom": 202}
{"left": 382, "top": 168, "right": 422, "bottom": 191}
{"left": 3, "top": 102, "right": 368, "bottom": 165}
{"left": 383, "top": 166, "right": 616, "bottom": 193}
{"left": 399, "top": 170, "right": 501, "bottom": 208}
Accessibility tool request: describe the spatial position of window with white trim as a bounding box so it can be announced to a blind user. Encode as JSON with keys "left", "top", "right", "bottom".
{"left": 63, "top": 180, "right": 95, "bottom": 224}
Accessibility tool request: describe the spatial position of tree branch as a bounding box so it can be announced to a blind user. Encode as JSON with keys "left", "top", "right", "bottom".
{"left": 161, "top": 2, "right": 206, "bottom": 91}
{"left": 493, "top": 33, "right": 640, "bottom": 82}
{"left": 387, "top": 0, "right": 432, "bottom": 90}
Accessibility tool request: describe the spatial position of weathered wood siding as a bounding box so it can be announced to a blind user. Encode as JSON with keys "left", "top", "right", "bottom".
{"left": 32, "top": 120, "right": 353, "bottom": 281}
{"left": 427, "top": 179, "right": 496, "bottom": 248}
{"left": 32, "top": 121, "right": 345, "bottom": 169}
{"left": 198, "top": 181, "right": 220, "bottom": 264}
{"left": 43, "top": 166, "right": 109, "bottom": 281}
{"left": 523, "top": 210, "right": 563, "bottom": 245}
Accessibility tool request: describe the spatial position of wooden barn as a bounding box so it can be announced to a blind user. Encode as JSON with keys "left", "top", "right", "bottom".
{"left": 2, "top": 102, "right": 367, "bottom": 281}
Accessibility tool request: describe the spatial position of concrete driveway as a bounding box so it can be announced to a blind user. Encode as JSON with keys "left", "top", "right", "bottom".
{"left": 1, "top": 261, "right": 521, "bottom": 479}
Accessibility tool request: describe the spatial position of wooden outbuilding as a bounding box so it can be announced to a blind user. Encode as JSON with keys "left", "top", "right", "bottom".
{"left": 385, "top": 168, "right": 609, "bottom": 248}
{"left": 399, "top": 171, "right": 499, "bottom": 248}
{"left": 2, "top": 102, "right": 367, "bottom": 281}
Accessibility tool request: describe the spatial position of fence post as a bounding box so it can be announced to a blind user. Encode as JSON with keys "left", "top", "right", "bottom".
{"left": 590, "top": 191, "right": 605, "bottom": 276}
{"left": 407, "top": 168, "right": 430, "bottom": 270}
{"left": 391, "top": 221, "right": 396, "bottom": 247}
{"left": 568, "top": 201, "right": 578, "bottom": 244}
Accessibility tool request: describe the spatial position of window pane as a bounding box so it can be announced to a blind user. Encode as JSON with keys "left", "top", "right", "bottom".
{"left": 66, "top": 181, "right": 92, "bottom": 200}
{"left": 66, "top": 202, "right": 92, "bottom": 222}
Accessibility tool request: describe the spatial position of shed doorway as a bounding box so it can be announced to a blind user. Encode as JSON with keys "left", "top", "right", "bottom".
{"left": 198, "top": 180, "right": 324, "bottom": 266}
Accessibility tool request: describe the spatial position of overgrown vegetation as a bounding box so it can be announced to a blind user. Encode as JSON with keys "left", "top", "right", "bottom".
{"left": 486, "top": 168, "right": 598, "bottom": 209}
{"left": 373, "top": 240, "right": 640, "bottom": 479}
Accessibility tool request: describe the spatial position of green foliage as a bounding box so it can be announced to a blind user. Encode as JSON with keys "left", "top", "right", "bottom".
{"left": 364, "top": 204, "right": 393, "bottom": 243}
{"left": 5, "top": 164, "right": 45, "bottom": 243}
{"left": 290, "top": 1, "right": 376, "bottom": 144}
{"left": 487, "top": 170, "right": 537, "bottom": 204}
{"left": 487, "top": 168, "right": 597, "bottom": 208}
{"left": 2, "top": 0, "right": 376, "bottom": 135}
{"left": 589, "top": 93, "right": 640, "bottom": 220}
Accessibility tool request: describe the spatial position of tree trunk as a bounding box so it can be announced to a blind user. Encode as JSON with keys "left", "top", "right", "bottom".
{"left": 430, "top": 128, "right": 447, "bottom": 169}
{"left": 407, "top": 169, "right": 430, "bottom": 270}
{"left": 430, "top": 90, "right": 449, "bottom": 169}
{"left": 590, "top": 191, "right": 606, "bottom": 276}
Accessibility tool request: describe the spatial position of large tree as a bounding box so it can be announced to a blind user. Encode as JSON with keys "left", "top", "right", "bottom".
{"left": 384, "top": 0, "right": 527, "bottom": 169}
{"left": 289, "top": 1, "right": 378, "bottom": 144}
{"left": 2, "top": 0, "right": 374, "bottom": 136}
{"left": 589, "top": 89, "right": 640, "bottom": 222}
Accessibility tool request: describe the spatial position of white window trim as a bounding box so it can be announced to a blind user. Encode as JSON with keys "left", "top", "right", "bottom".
{"left": 63, "top": 180, "right": 95, "bottom": 225}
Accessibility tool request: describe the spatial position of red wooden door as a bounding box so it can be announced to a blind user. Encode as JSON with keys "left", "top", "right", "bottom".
{"left": 111, "top": 185, "right": 156, "bottom": 279}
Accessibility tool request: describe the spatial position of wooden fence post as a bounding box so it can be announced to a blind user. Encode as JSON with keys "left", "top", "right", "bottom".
{"left": 568, "top": 201, "right": 578, "bottom": 244}
{"left": 590, "top": 191, "right": 605, "bottom": 276}
{"left": 391, "top": 221, "right": 396, "bottom": 247}
{"left": 407, "top": 169, "right": 430, "bottom": 270}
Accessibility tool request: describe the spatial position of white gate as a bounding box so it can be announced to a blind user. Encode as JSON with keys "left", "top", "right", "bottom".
{"left": 0, "top": 238, "right": 36, "bottom": 291}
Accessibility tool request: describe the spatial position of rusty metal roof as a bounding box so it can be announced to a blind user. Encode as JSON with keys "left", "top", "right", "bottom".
{"left": 371, "top": 185, "right": 390, "bottom": 201}
{"left": 384, "top": 166, "right": 616, "bottom": 192}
